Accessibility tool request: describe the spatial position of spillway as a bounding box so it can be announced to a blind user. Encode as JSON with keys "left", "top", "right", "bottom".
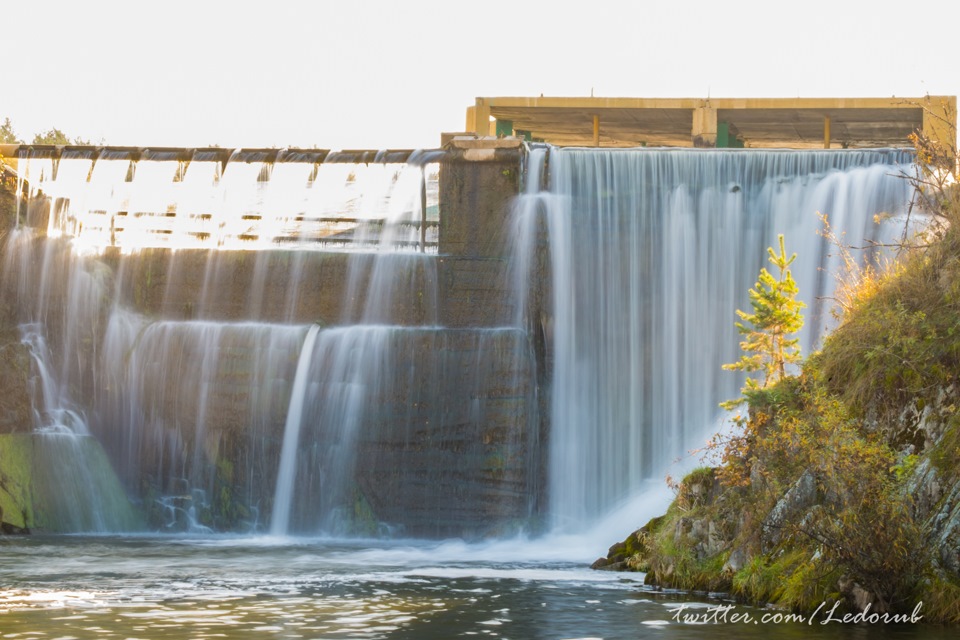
{"left": 0, "top": 143, "right": 914, "bottom": 536}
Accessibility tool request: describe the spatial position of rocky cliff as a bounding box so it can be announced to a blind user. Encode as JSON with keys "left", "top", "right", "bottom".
{"left": 593, "top": 146, "right": 960, "bottom": 623}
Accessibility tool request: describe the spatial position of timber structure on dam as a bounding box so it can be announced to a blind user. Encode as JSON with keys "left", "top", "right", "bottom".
{"left": 463, "top": 95, "right": 957, "bottom": 149}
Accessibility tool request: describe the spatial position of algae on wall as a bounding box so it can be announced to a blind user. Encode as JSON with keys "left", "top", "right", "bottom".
{"left": 0, "top": 433, "right": 143, "bottom": 533}
{"left": 0, "top": 435, "right": 34, "bottom": 530}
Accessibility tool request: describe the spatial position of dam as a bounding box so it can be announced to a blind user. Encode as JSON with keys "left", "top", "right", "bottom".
{"left": 0, "top": 99, "right": 942, "bottom": 537}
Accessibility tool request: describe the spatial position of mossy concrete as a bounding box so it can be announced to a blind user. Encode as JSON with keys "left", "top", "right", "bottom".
{"left": 0, "top": 433, "right": 142, "bottom": 532}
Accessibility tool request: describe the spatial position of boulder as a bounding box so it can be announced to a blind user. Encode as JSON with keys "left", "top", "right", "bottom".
{"left": 762, "top": 469, "right": 818, "bottom": 552}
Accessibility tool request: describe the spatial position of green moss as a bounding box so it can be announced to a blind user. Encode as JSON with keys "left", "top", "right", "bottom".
{"left": 209, "top": 455, "right": 253, "bottom": 531}
{"left": 351, "top": 489, "right": 379, "bottom": 537}
{"left": 675, "top": 467, "right": 715, "bottom": 509}
{"left": 29, "top": 435, "right": 143, "bottom": 532}
{"left": 682, "top": 466, "right": 715, "bottom": 485}
{"left": 1, "top": 434, "right": 144, "bottom": 533}
{"left": 893, "top": 453, "right": 921, "bottom": 482}
{"left": 730, "top": 550, "right": 842, "bottom": 612}
{"left": 0, "top": 434, "right": 36, "bottom": 529}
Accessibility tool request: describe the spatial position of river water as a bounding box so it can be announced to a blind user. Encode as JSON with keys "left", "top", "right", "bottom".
{"left": 0, "top": 535, "right": 948, "bottom": 639}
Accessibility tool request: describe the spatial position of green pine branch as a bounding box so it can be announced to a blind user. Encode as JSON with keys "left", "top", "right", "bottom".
{"left": 723, "top": 234, "right": 806, "bottom": 401}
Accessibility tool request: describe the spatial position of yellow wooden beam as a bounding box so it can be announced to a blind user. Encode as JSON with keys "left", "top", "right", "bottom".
{"left": 824, "top": 115, "right": 831, "bottom": 149}
{"left": 592, "top": 115, "right": 600, "bottom": 147}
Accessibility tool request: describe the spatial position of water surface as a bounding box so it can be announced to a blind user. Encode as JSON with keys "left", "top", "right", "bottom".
{"left": 0, "top": 536, "right": 945, "bottom": 639}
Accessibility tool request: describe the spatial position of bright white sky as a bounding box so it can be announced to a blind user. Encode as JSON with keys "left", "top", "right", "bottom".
{"left": 4, "top": 0, "right": 958, "bottom": 150}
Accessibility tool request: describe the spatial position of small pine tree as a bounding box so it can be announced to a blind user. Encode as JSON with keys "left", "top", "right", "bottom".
{"left": 0, "top": 117, "right": 21, "bottom": 144}
{"left": 32, "top": 127, "right": 71, "bottom": 145}
{"left": 723, "top": 234, "right": 805, "bottom": 396}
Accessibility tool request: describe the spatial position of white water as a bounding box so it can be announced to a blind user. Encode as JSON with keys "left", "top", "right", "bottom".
{"left": 4, "top": 144, "right": 918, "bottom": 540}
{"left": 271, "top": 324, "right": 322, "bottom": 535}
{"left": 11, "top": 311, "right": 138, "bottom": 532}
{"left": 96, "top": 312, "right": 307, "bottom": 520}
{"left": 19, "top": 324, "right": 87, "bottom": 435}
{"left": 512, "top": 147, "right": 915, "bottom": 531}
{"left": 16, "top": 148, "right": 440, "bottom": 253}
{"left": 263, "top": 325, "right": 536, "bottom": 537}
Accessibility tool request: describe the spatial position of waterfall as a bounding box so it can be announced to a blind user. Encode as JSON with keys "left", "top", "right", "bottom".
{"left": 4, "top": 140, "right": 916, "bottom": 538}
{"left": 513, "top": 147, "right": 914, "bottom": 531}
{"left": 11, "top": 318, "right": 138, "bottom": 533}
{"left": 5, "top": 147, "right": 524, "bottom": 536}
{"left": 96, "top": 312, "right": 307, "bottom": 531}
{"left": 271, "top": 324, "right": 322, "bottom": 535}
{"left": 266, "top": 325, "right": 537, "bottom": 536}
{"left": 268, "top": 150, "right": 524, "bottom": 537}
{"left": 15, "top": 147, "right": 440, "bottom": 255}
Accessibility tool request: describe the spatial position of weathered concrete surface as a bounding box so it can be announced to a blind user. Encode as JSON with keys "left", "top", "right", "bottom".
{"left": 102, "top": 249, "right": 439, "bottom": 326}
{"left": 438, "top": 154, "right": 521, "bottom": 327}
{"left": 0, "top": 146, "right": 540, "bottom": 536}
{"left": 0, "top": 329, "right": 31, "bottom": 435}
{"left": 317, "top": 328, "right": 538, "bottom": 538}
{"left": 91, "top": 325, "right": 539, "bottom": 536}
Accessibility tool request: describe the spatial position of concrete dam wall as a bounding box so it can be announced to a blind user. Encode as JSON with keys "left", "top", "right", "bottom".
{"left": 0, "top": 141, "right": 916, "bottom": 538}
{"left": 0, "top": 140, "right": 547, "bottom": 537}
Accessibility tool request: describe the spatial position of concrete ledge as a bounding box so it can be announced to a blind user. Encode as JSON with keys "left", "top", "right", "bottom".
{"left": 448, "top": 136, "right": 524, "bottom": 150}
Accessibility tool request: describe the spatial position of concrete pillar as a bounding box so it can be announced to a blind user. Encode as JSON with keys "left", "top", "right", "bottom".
{"left": 824, "top": 115, "right": 831, "bottom": 149}
{"left": 438, "top": 137, "right": 522, "bottom": 328}
{"left": 472, "top": 99, "right": 492, "bottom": 136}
{"left": 692, "top": 104, "right": 717, "bottom": 147}
{"left": 465, "top": 106, "right": 476, "bottom": 133}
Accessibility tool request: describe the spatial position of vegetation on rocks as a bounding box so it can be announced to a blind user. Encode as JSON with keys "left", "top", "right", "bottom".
{"left": 594, "top": 106, "right": 960, "bottom": 623}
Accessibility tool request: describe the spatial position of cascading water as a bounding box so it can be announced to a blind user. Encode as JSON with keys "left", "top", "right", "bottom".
{"left": 5, "top": 145, "right": 535, "bottom": 537}
{"left": 271, "top": 324, "right": 322, "bottom": 535}
{"left": 2, "top": 141, "right": 916, "bottom": 539}
{"left": 1, "top": 232, "right": 139, "bottom": 532}
{"left": 266, "top": 325, "right": 537, "bottom": 536}
{"left": 511, "top": 147, "right": 914, "bottom": 532}
{"left": 96, "top": 311, "right": 308, "bottom": 531}
{"left": 4, "top": 139, "right": 953, "bottom": 640}
{"left": 267, "top": 150, "right": 531, "bottom": 537}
